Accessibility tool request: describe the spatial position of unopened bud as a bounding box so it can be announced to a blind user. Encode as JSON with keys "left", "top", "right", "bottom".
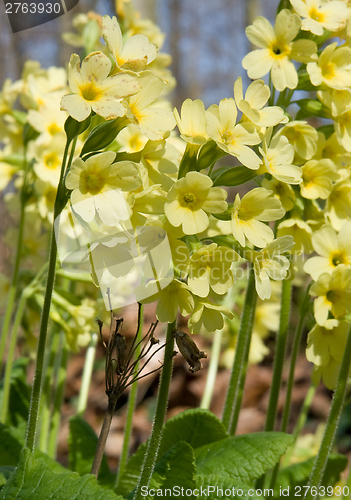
{"left": 173, "top": 330, "right": 207, "bottom": 373}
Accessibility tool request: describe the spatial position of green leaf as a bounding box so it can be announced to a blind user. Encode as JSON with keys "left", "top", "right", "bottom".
{"left": 274, "top": 454, "right": 348, "bottom": 499}
{"left": 0, "top": 424, "right": 67, "bottom": 474}
{"left": 64, "top": 115, "right": 91, "bottom": 143}
{"left": 81, "top": 118, "right": 125, "bottom": 157}
{"left": 196, "top": 476, "right": 263, "bottom": 500}
{"left": 140, "top": 442, "right": 196, "bottom": 500}
{"left": 0, "top": 466, "right": 14, "bottom": 488}
{"left": 212, "top": 165, "right": 257, "bottom": 187}
{"left": 157, "top": 409, "right": 228, "bottom": 460}
{"left": 0, "top": 449, "right": 124, "bottom": 500}
{"left": 195, "top": 432, "right": 293, "bottom": 484}
{"left": 69, "top": 416, "right": 114, "bottom": 487}
{"left": 117, "top": 409, "right": 228, "bottom": 497}
{"left": 196, "top": 141, "right": 226, "bottom": 171}
{"left": 1, "top": 154, "right": 24, "bottom": 167}
{"left": 0, "top": 357, "right": 30, "bottom": 428}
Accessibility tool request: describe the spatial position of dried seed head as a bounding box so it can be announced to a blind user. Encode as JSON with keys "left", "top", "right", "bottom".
{"left": 115, "top": 333, "right": 127, "bottom": 375}
{"left": 173, "top": 330, "right": 207, "bottom": 373}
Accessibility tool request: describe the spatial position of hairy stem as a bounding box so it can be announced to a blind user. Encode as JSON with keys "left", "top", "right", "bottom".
{"left": 91, "top": 397, "right": 119, "bottom": 477}
{"left": 134, "top": 321, "right": 175, "bottom": 499}
{"left": 305, "top": 323, "right": 351, "bottom": 498}
{"left": 222, "top": 266, "right": 256, "bottom": 433}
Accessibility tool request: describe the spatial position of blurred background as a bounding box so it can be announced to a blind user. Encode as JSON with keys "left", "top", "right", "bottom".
{"left": 0, "top": 0, "right": 279, "bottom": 107}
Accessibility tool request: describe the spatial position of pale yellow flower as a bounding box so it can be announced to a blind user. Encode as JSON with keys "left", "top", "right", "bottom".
{"left": 259, "top": 129, "right": 302, "bottom": 184}
{"left": 231, "top": 188, "right": 285, "bottom": 248}
{"left": 307, "top": 43, "right": 351, "bottom": 90}
{"left": 318, "top": 89, "right": 351, "bottom": 118}
{"left": 306, "top": 321, "right": 350, "bottom": 389}
{"left": 61, "top": 52, "right": 140, "bottom": 122}
{"left": 252, "top": 236, "right": 295, "bottom": 300}
{"left": 102, "top": 15, "right": 157, "bottom": 72}
{"left": 27, "top": 100, "right": 66, "bottom": 143}
{"left": 300, "top": 159, "right": 338, "bottom": 200}
{"left": 277, "top": 218, "right": 313, "bottom": 254}
{"left": 205, "top": 98, "right": 261, "bottom": 170}
{"left": 125, "top": 71, "right": 176, "bottom": 140}
{"left": 310, "top": 265, "right": 351, "bottom": 325}
{"left": 140, "top": 278, "right": 194, "bottom": 323}
{"left": 187, "top": 243, "right": 237, "bottom": 297}
{"left": 140, "top": 139, "right": 179, "bottom": 191}
{"left": 165, "top": 171, "right": 227, "bottom": 235}
{"left": 277, "top": 121, "right": 319, "bottom": 160}
{"left": 261, "top": 178, "right": 296, "bottom": 212}
{"left": 290, "top": 0, "right": 348, "bottom": 36}
{"left": 304, "top": 223, "right": 351, "bottom": 279}
{"left": 233, "top": 77, "right": 287, "bottom": 128}
{"left": 30, "top": 134, "right": 66, "bottom": 186}
{"left": 325, "top": 179, "right": 351, "bottom": 230}
{"left": 188, "top": 297, "right": 234, "bottom": 334}
{"left": 66, "top": 151, "right": 141, "bottom": 225}
{"left": 334, "top": 109, "right": 351, "bottom": 152}
{"left": 117, "top": 124, "right": 148, "bottom": 152}
{"left": 174, "top": 99, "right": 209, "bottom": 145}
{"left": 242, "top": 9, "right": 317, "bottom": 91}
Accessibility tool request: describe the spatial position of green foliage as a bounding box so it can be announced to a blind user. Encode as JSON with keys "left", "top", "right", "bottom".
{"left": 81, "top": 118, "right": 126, "bottom": 157}
{"left": 69, "top": 416, "right": 114, "bottom": 488}
{"left": 195, "top": 432, "right": 293, "bottom": 484}
{"left": 64, "top": 115, "right": 91, "bottom": 143}
{"left": 0, "top": 358, "right": 30, "bottom": 428}
{"left": 0, "top": 449, "right": 124, "bottom": 500}
{"left": 211, "top": 165, "right": 257, "bottom": 187}
{"left": 0, "top": 466, "right": 14, "bottom": 488}
{"left": 196, "top": 476, "right": 262, "bottom": 500}
{"left": 274, "top": 454, "right": 348, "bottom": 499}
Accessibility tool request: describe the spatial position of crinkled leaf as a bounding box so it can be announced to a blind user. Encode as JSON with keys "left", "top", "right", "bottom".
{"left": 0, "top": 466, "right": 14, "bottom": 488}
{"left": 196, "top": 475, "right": 262, "bottom": 500}
{"left": 117, "top": 409, "right": 227, "bottom": 497}
{"left": 195, "top": 432, "right": 293, "bottom": 484}
{"left": 69, "top": 416, "right": 114, "bottom": 488}
{"left": 0, "top": 449, "right": 124, "bottom": 500}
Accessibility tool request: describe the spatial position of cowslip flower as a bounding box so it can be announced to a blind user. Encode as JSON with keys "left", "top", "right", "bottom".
{"left": 251, "top": 236, "right": 295, "bottom": 300}
{"left": 277, "top": 218, "right": 313, "bottom": 254}
{"left": 325, "top": 179, "right": 351, "bottom": 230}
{"left": 231, "top": 188, "right": 285, "bottom": 248}
{"left": 174, "top": 99, "right": 209, "bottom": 145}
{"left": 102, "top": 15, "right": 157, "bottom": 72}
{"left": 124, "top": 71, "right": 176, "bottom": 140}
{"left": 205, "top": 98, "right": 261, "bottom": 170}
{"left": 290, "top": 0, "right": 348, "bottom": 36}
{"left": 306, "top": 320, "right": 350, "bottom": 390}
{"left": 261, "top": 178, "right": 296, "bottom": 212}
{"left": 309, "top": 264, "right": 351, "bottom": 325}
{"left": 165, "top": 171, "right": 227, "bottom": 235}
{"left": 307, "top": 43, "right": 351, "bottom": 90}
{"left": 259, "top": 129, "right": 302, "bottom": 184}
{"left": 187, "top": 243, "right": 238, "bottom": 297}
{"left": 65, "top": 151, "right": 141, "bottom": 226}
{"left": 188, "top": 297, "right": 234, "bottom": 334}
{"left": 300, "top": 159, "right": 338, "bottom": 200}
{"left": 242, "top": 9, "right": 317, "bottom": 91}
{"left": 60, "top": 51, "right": 140, "bottom": 122}
{"left": 304, "top": 223, "right": 351, "bottom": 279}
{"left": 277, "top": 121, "right": 319, "bottom": 160}
{"left": 233, "top": 77, "right": 287, "bottom": 128}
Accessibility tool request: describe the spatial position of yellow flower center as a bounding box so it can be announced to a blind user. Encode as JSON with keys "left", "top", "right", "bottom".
{"left": 221, "top": 130, "right": 235, "bottom": 146}
{"left": 269, "top": 41, "right": 290, "bottom": 59}
{"left": 44, "top": 152, "right": 61, "bottom": 170}
{"left": 80, "top": 83, "right": 102, "bottom": 102}
{"left": 322, "top": 62, "right": 335, "bottom": 80}
{"left": 183, "top": 193, "right": 196, "bottom": 204}
{"left": 80, "top": 168, "right": 108, "bottom": 195}
{"left": 48, "top": 123, "right": 61, "bottom": 135}
{"left": 330, "top": 252, "right": 348, "bottom": 267}
{"left": 309, "top": 7, "right": 324, "bottom": 22}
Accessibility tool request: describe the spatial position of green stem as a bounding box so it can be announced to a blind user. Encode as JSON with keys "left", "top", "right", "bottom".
{"left": 0, "top": 293, "right": 27, "bottom": 423}
{"left": 269, "top": 285, "right": 311, "bottom": 489}
{"left": 200, "top": 328, "right": 222, "bottom": 410}
{"left": 47, "top": 336, "right": 69, "bottom": 459}
{"left": 265, "top": 279, "right": 292, "bottom": 432}
{"left": 115, "top": 304, "right": 144, "bottom": 489}
{"left": 282, "top": 382, "right": 316, "bottom": 468}
{"left": 222, "top": 267, "right": 256, "bottom": 433}
{"left": 77, "top": 333, "right": 98, "bottom": 416}
{"left": 305, "top": 323, "right": 351, "bottom": 499}
{"left": 38, "top": 329, "right": 61, "bottom": 453}
{"left": 344, "top": 458, "right": 351, "bottom": 499}
{"left": 25, "top": 140, "right": 71, "bottom": 452}
{"left": 134, "top": 321, "right": 175, "bottom": 499}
